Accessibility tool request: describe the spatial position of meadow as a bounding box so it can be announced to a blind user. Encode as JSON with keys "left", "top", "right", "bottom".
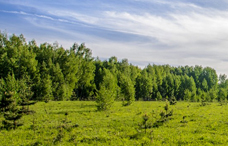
{"left": 1, "top": 101, "right": 228, "bottom": 145}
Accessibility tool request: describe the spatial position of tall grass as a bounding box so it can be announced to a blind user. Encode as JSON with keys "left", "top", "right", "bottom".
{"left": 0, "top": 101, "right": 228, "bottom": 145}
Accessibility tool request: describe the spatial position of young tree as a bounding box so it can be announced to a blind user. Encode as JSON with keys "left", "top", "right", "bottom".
{"left": 96, "top": 69, "right": 117, "bottom": 111}
{"left": 0, "top": 74, "right": 22, "bottom": 129}
{"left": 18, "top": 75, "right": 34, "bottom": 113}
{"left": 2, "top": 91, "right": 23, "bottom": 129}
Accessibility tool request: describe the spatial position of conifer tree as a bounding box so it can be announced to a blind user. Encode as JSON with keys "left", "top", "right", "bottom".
{"left": 2, "top": 91, "right": 22, "bottom": 129}
{"left": 0, "top": 74, "right": 22, "bottom": 129}
{"left": 18, "top": 75, "right": 35, "bottom": 113}
{"left": 42, "top": 74, "right": 53, "bottom": 101}
{"left": 51, "top": 63, "right": 65, "bottom": 101}
{"left": 96, "top": 69, "right": 117, "bottom": 111}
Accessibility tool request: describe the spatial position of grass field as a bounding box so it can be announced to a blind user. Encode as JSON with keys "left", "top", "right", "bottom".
{"left": 1, "top": 101, "right": 228, "bottom": 145}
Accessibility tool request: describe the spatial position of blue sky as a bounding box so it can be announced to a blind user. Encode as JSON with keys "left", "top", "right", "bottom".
{"left": 1, "top": 0, "right": 228, "bottom": 75}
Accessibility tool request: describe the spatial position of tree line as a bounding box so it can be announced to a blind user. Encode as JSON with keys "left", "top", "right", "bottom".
{"left": 0, "top": 32, "right": 228, "bottom": 108}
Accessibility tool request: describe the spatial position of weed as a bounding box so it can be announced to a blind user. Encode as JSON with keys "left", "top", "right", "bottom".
{"left": 169, "top": 96, "right": 177, "bottom": 105}
{"left": 31, "top": 112, "right": 37, "bottom": 139}
{"left": 180, "top": 116, "right": 188, "bottom": 123}
{"left": 153, "top": 102, "right": 173, "bottom": 127}
{"left": 200, "top": 99, "right": 209, "bottom": 106}
{"left": 53, "top": 128, "right": 64, "bottom": 144}
{"left": 219, "top": 99, "right": 227, "bottom": 106}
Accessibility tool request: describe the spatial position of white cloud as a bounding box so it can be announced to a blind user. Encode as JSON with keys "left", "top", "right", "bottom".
{"left": 35, "top": 14, "right": 54, "bottom": 20}
{"left": 135, "top": 0, "right": 202, "bottom": 9}
{"left": 2, "top": 0, "right": 228, "bottom": 74}
{"left": 1, "top": 10, "right": 28, "bottom": 15}
{"left": 47, "top": 11, "right": 99, "bottom": 24}
{"left": 25, "top": 7, "right": 228, "bottom": 74}
{"left": 45, "top": 8, "right": 228, "bottom": 50}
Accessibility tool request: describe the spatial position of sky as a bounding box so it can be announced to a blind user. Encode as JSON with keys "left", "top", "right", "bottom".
{"left": 1, "top": 0, "right": 228, "bottom": 75}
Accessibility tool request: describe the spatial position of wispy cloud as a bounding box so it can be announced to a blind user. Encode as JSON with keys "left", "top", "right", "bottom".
{"left": 47, "top": 11, "right": 99, "bottom": 24}
{"left": 1, "top": 0, "right": 228, "bottom": 74}
{"left": 1, "top": 10, "right": 28, "bottom": 15}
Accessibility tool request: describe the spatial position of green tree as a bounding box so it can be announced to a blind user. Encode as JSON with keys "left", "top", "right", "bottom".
{"left": 74, "top": 43, "right": 95, "bottom": 100}
{"left": 118, "top": 74, "right": 135, "bottom": 106}
{"left": 161, "top": 74, "right": 174, "bottom": 98}
{"left": 135, "top": 69, "right": 153, "bottom": 100}
{"left": 179, "top": 75, "right": 196, "bottom": 101}
{"left": 218, "top": 88, "right": 227, "bottom": 101}
{"left": 199, "top": 67, "right": 218, "bottom": 91}
{"left": 18, "top": 75, "right": 34, "bottom": 113}
{"left": 51, "top": 63, "right": 65, "bottom": 101}
{"left": 2, "top": 92, "right": 23, "bottom": 129}
{"left": 96, "top": 69, "right": 117, "bottom": 111}
{"left": 202, "top": 78, "right": 208, "bottom": 92}
{"left": 156, "top": 92, "right": 162, "bottom": 101}
{"left": 183, "top": 89, "right": 191, "bottom": 101}
{"left": 0, "top": 74, "right": 22, "bottom": 129}
{"left": 41, "top": 74, "right": 53, "bottom": 101}
{"left": 219, "top": 74, "right": 228, "bottom": 88}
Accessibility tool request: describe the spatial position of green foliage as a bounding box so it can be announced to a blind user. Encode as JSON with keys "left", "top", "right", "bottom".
{"left": 0, "top": 31, "right": 225, "bottom": 103}
{"left": 18, "top": 76, "right": 35, "bottom": 114}
{"left": 153, "top": 102, "right": 173, "bottom": 127}
{"left": 218, "top": 88, "right": 227, "bottom": 102}
{"left": 137, "top": 113, "right": 151, "bottom": 135}
{"left": 135, "top": 69, "right": 153, "bottom": 100}
{"left": 74, "top": 43, "right": 96, "bottom": 100}
{"left": 1, "top": 101, "right": 228, "bottom": 145}
{"left": 1, "top": 92, "right": 23, "bottom": 130}
{"left": 169, "top": 96, "right": 177, "bottom": 105}
{"left": 0, "top": 73, "right": 19, "bottom": 108}
{"left": 41, "top": 74, "right": 53, "bottom": 102}
{"left": 183, "top": 89, "right": 191, "bottom": 101}
{"left": 200, "top": 99, "right": 209, "bottom": 106}
{"left": 118, "top": 74, "right": 135, "bottom": 106}
{"left": 219, "top": 98, "right": 227, "bottom": 106}
{"left": 202, "top": 78, "right": 208, "bottom": 92}
{"left": 156, "top": 92, "right": 162, "bottom": 101}
{"left": 96, "top": 69, "right": 118, "bottom": 111}
{"left": 0, "top": 74, "right": 23, "bottom": 129}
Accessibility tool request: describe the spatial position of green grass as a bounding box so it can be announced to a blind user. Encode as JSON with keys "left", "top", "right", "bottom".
{"left": 1, "top": 101, "right": 228, "bottom": 145}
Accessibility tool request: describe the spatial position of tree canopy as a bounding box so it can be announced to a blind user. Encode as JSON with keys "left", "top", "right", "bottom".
{"left": 0, "top": 32, "right": 226, "bottom": 107}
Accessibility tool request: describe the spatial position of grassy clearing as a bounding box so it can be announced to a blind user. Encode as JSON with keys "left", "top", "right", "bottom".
{"left": 1, "top": 101, "right": 228, "bottom": 145}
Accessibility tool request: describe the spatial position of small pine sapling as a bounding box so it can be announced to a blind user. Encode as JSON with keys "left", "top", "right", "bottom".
{"left": 30, "top": 112, "right": 37, "bottom": 139}
{"left": 134, "top": 111, "right": 160, "bottom": 143}
{"left": 200, "top": 99, "right": 208, "bottom": 106}
{"left": 153, "top": 102, "right": 173, "bottom": 127}
{"left": 53, "top": 112, "right": 72, "bottom": 144}
{"left": 19, "top": 77, "right": 36, "bottom": 114}
{"left": 0, "top": 91, "right": 14, "bottom": 112}
{"left": 2, "top": 92, "right": 23, "bottom": 129}
{"left": 219, "top": 99, "right": 227, "bottom": 106}
{"left": 180, "top": 116, "right": 188, "bottom": 123}
{"left": 142, "top": 114, "right": 149, "bottom": 134}
{"left": 169, "top": 96, "right": 177, "bottom": 105}
{"left": 53, "top": 127, "right": 64, "bottom": 144}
